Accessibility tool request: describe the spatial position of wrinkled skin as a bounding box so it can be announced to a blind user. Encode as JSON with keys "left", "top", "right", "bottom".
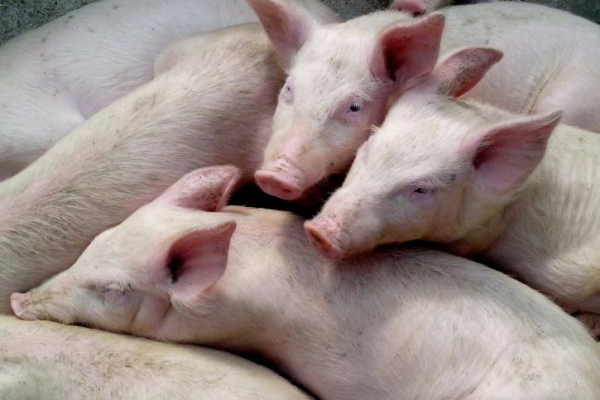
{"left": 307, "top": 47, "right": 600, "bottom": 335}
{"left": 248, "top": 0, "right": 600, "bottom": 201}
{"left": 12, "top": 166, "right": 600, "bottom": 400}
{"left": 0, "top": 315, "right": 312, "bottom": 400}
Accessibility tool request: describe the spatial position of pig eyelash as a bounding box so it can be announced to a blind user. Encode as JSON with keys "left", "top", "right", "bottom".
{"left": 413, "top": 187, "right": 431, "bottom": 194}
{"left": 96, "top": 282, "right": 131, "bottom": 298}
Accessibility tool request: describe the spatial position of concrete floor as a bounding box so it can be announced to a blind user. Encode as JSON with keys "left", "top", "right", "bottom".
{"left": 1, "top": 0, "right": 599, "bottom": 45}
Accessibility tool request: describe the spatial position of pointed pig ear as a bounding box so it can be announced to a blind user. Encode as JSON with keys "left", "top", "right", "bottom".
{"left": 430, "top": 47, "right": 503, "bottom": 98}
{"left": 461, "top": 110, "right": 562, "bottom": 195}
{"left": 155, "top": 166, "right": 241, "bottom": 211}
{"left": 166, "top": 220, "right": 236, "bottom": 312}
{"left": 369, "top": 14, "right": 445, "bottom": 88}
{"left": 389, "top": 0, "right": 427, "bottom": 16}
{"left": 245, "top": 0, "right": 318, "bottom": 61}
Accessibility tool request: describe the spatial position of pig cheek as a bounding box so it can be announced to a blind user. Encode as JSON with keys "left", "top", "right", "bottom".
{"left": 383, "top": 198, "right": 433, "bottom": 244}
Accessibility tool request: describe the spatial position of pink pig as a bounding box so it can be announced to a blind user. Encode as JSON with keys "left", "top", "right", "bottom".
{"left": 306, "top": 47, "right": 600, "bottom": 335}
{"left": 11, "top": 166, "right": 600, "bottom": 400}
{"left": 0, "top": 24, "right": 286, "bottom": 313}
{"left": 246, "top": 0, "right": 600, "bottom": 201}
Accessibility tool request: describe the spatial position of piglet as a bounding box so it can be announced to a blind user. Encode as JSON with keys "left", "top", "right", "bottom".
{"left": 0, "top": 0, "right": 261, "bottom": 179}
{"left": 12, "top": 166, "right": 600, "bottom": 400}
{"left": 0, "top": 315, "right": 312, "bottom": 400}
{"left": 306, "top": 47, "right": 600, "bottom": 335}
{"left": 247, "top": 0, "right": 600, "bottom": 201}
{"left": 0, "top": 23, "right": 286, "bottom": 313}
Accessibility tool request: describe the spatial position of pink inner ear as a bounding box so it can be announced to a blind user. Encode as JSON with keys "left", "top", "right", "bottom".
{"left": 464, "top": 111, "right": 562, "bottom": 195}
{"left": 155, "top": 166, "right": 240, "bottom": 212}
{"left": 167, "top": 221, "right": 236, "bottom": 309}
{"left": 432, "top": 48, "right": 503, "bottom": 98}
{"left": 371, "top": 14, "right": 444, "bottom": 86}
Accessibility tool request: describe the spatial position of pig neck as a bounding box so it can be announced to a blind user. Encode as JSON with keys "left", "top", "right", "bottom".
{"left": 478, "top": 125, "right": 600, "bottom": 302}
{"left": 194, "top": 209, "right": 401, "bottom": 400}
{"left": 0, "top": 32, "right": 284, "bottom": 311}
{"left": 441, "top": 103, "right": 600, "bottom": 301}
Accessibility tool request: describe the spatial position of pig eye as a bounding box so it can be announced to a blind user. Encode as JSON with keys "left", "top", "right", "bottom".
{"left": 349, "top": 103, "right": 362, "bottom": 113}
{"left": 96, "top": 282, "right": 131, "bottom": 305}
{"left": 407, "top": 185, "right": 437, "bottom": 207}
{"left": 281, "top": 79, "right": 293, "bottom": 103}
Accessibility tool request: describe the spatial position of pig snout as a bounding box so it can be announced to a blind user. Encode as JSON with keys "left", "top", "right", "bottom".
{"left": 255, "top": 157, "right": 307, "bottom": 201}
{"left": 10, "top": 292, "right": 39, "bottom": 321}
{"left": 304, "top": 218, "right": 348, "bottom": 259}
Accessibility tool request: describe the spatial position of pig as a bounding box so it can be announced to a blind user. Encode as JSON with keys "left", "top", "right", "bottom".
{"left": 0, "top": 0, "right": 264, "bottom": 180}
{"left": 0, "top": 22, "right": 290, "bottom": 314}
{"left": 0, "top": 315, "right": 312, "bottom": 400}
{"left": 11, "top": 166, "right": 600, "bottom": 400}
{"left": 247, "top": 0, "right": 600, "bottom": 201}
{"left": 305, "top": 47, "right": 600, "bottom": 335}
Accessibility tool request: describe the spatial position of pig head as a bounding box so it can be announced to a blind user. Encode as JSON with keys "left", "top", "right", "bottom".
{"left": 246, "top": 0, "right": 446, "bottom": 200}
{"left": 306, "top": 47, "right": 562, "bottom": 258}
{"left": 11, "top": 166, "right": 244, "bottom": 342}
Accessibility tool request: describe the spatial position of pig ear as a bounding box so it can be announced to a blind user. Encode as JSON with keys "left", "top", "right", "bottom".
{"left": 370, "top": 14, "right": 444, "bottom": 88}
{"left": 430, "top": 47, "right": 503, "bottom": 98}
{"left": 463, "top": 110, "right": 562, "bottom": 195}
{"left": 167, "top": 220, "right": 236, "bottom": 312}
{"left": 245, "top": 0, "right": 317, "bottom": 60}
{"left": 389, "top": 0, "right": 427, "bottom": 16}
{"left": 155, "top": 166, "right": 240, "bottom": 212}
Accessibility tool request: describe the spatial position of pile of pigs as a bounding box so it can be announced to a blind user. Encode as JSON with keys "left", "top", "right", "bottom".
{"left": 0, "top": 0, "right": 599, "bottom": 398}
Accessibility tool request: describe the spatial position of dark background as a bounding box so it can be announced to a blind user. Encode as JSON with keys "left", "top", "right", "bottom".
{"left": 1, "top": 0, "right": 599, "bottom": 46}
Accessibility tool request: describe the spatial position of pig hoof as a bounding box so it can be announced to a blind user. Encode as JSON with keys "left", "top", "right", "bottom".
{"left": 255, "top": 170, "right": 304, "bottom": 201}
{"left": 304, "top": 223, "right": 345, "bottom": 259}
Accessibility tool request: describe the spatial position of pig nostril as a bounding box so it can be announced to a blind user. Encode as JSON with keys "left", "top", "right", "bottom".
{"left": 305, "top": 224, "right": 344, "bottom": 259}
{"left": 255, "top": 171, "right": 303, "bottom": 201}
